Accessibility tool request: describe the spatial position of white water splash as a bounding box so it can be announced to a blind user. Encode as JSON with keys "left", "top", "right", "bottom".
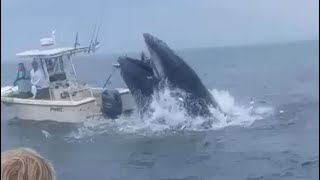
{"left": 41, "top": 130, "right": 52, "bottom": 138}
{"left": 210, "top": 89, "right": 273, "bottom": 128}
{"left": 67, "top": 88, "right": 274, "bottom": 139}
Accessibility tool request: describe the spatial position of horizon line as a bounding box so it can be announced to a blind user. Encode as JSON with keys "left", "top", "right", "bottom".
{"left": 1, "top": 39, "right": 318, "bottom": 62}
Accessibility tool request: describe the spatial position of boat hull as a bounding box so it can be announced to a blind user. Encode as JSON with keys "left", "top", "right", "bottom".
{"left": 1, "top": 87, "right": 136, "bottom": 123}
{"left": 1, "top": 97, "right": 100, "bottom": 123}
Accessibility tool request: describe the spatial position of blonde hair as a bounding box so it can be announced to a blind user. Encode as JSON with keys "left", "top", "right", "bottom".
{"left": 1, "top": 148, "right": 55, "bottom": 180}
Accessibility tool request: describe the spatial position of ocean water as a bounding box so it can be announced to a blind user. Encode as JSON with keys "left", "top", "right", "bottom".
{"left": 1, "top": 40, "right": 319, "bottom": 180}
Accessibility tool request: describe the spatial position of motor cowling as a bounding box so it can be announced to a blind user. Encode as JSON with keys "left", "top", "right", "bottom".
{"left": 101, "top": 89, "right": 123, "bottom": 119}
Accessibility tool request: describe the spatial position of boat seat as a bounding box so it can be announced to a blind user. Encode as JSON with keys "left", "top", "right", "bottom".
{"left": 49, "top": 73, "right": 66, "bottom": 82}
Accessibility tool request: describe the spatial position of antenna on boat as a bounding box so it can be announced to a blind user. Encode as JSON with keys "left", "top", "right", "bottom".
{"left": 51, "top": 31, "right": 56, "bottom": 45}
{"left": 95, "top": 24, "right": 101, "bottom": 43}
{"left": 92, "top": 23, "right": 101, "bottom": 53}
{"left": 74, "top": 32, "right": 80, "bottom": 49}
{"left": 88, "top": 24, "right": 97, "bottom": 54}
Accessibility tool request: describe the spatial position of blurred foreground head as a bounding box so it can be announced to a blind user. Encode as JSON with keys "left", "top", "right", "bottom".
{"left": 1, "top": 148, "right": 55, "bottom": 180}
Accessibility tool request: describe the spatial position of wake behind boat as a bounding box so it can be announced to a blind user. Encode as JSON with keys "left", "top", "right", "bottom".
{"left": 1, "top": 30, "right": 135, "bottom": 123}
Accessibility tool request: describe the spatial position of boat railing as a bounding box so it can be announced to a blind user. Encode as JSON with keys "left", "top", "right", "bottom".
{"left": 58, "top": 79, "right": 96, "bottom": 102}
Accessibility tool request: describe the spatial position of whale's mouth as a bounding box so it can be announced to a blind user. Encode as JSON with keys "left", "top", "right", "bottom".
{"left": 143, "top": 34, "right": 166, "bottom": 80}
{"left": 148, "top": 49, "right": 165, "bottom": 79}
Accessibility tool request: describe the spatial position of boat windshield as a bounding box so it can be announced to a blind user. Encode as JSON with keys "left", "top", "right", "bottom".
{"left": 45, "top": 57, "right": 67, "bottom": 82}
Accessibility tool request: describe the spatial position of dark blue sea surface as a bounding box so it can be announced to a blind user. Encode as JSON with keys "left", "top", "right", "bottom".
{"left": 1, "top": 40, "right": 319, "bottom": 180}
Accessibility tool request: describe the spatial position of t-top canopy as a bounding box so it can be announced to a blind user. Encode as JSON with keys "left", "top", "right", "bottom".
{"left": 16, "top": 46, "right": 95, "bottom": 59}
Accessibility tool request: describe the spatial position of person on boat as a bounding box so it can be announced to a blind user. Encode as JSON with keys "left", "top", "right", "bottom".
{"left": 12, "top": 63, "right": 33, "bottom": 99}
{"left": 30, "top": 60, "right": 50, "bottom": 99}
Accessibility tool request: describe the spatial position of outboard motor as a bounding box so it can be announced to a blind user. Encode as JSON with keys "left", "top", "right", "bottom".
{"left": 101, "top": 89, "right": 123, "bottom": 119}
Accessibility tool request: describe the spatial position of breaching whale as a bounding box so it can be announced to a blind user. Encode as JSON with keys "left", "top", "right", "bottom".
{"left": 117, "top": 56, "right": 159, "bottom": 113}
{"left": 117, "top": 33, "right": 220, "bottom": 118}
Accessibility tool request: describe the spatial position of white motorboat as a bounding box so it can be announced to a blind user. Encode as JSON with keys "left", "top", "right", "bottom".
{"left": 1, "top": 31, "right": 135, "bottom": 123}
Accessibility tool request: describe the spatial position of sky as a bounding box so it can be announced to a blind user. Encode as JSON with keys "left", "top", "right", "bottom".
{"left": 1, "top": 0, "right": 319, "bottom": 60}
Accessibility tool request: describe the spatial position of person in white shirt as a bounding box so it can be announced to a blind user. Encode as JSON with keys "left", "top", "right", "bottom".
{"left": 30, "top": 60, "right": 50, "bottom": 99}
